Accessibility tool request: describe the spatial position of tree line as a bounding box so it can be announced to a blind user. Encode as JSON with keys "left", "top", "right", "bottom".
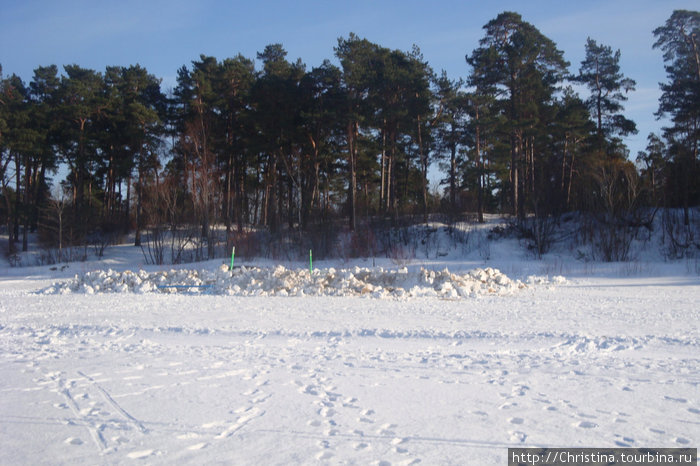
{"left": 0, "top": 10, "right": 698, "bottom": 261}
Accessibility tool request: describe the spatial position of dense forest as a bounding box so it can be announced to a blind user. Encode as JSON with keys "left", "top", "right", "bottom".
{"left": 1, "top": 10, "right": 698, "bottom": 264}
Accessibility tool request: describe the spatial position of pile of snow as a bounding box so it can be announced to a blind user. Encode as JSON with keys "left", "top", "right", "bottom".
{"left": 41, "top": 265, "right": 565, "bottom": 298}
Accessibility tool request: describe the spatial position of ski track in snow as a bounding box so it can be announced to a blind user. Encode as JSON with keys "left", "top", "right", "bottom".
{"left": 0, "top": 268, "right": 698, "bottom": 464}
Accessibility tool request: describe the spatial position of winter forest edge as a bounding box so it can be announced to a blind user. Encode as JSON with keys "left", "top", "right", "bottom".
{"left": 1, "top": 10, "right": 699, "bottom": 267}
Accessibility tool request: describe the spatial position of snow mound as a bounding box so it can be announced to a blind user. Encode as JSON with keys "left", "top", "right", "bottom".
{"left": 40, "top": 265, "right": 565, "bottom": 298}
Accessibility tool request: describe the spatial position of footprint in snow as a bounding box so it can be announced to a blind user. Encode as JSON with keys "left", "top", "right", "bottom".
{"left": 187, "top": 442, "right": 208, "bottom": 451}
{"left": 664, "top": 396, "right": 687, "bottom": 403}
{"left": 512, "top": 385, "right": 530, "bottom": 396}
{"left": 509, "top": 417, "right": 524, "bottom": 425}
{"left": 392, "top": 437, "right": 409, "bottom": 454}
{"left": 377, "top": 424, "right": 397, "bottom": 436}
{"left": 576, "top": 421, "right": 598, "bottom": 429}
{"left": 613, "top": 435, "right": 634, "bottom": 447}
{"left": 688, "top": 408, "right": 700, "bottom": 415}
{"left": 675, "top": 437, "right": 690, "bottom": 445}
{"left": 251, "top": 393, "right": 269, "bottom": 404}
{"left": 64, "top": 437, "right": 83, "bottom": 446}
{"left": 126, "top": 449, "right": 155, "bottom": 459}
{"left": 343, "top": 397, "right": 359, "bottom": 408}
{"left": 300, "top": 385, "right": 319, "bottom": 396}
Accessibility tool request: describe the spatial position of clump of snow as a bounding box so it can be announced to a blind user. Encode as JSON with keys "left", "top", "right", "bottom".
{"left": 40, "top": 265, "right": 564, "bottom": 298}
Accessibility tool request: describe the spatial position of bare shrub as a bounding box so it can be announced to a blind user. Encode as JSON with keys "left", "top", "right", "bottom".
{"left": 388, "top": 243, "right": 415, "bottom": 266}
{"left": 227, "top": 228, "right": 264, "bottom": 262}
{"left": 88, "top": 221, "right": 122, "bottom": 258}
{"left": 141, "top": 227, "right": 166, "bottom": 265}
{"left": 590, "top": 161, "right": 642, "bottom": 262}
{"left": 517, "top": 214, "right": 557, "bottom": 259}
{"left": 419, "top": 225, "right": 441, "bottom": 259}
{"left": 448, "top": 221, "right": 474, "bottom": 255}
{"left": 476, "top": 231, "right": 491, "bottom": 261}
{"left": 662, "top": 208, "right": 700, "bottom": 259}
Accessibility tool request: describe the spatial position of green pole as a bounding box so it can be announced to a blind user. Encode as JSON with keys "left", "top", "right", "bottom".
{"left": 230, "top": 246, "right": 235, "bottom": 271}
{"left": 309, "top": 249, "right": 313, "bottom": 273}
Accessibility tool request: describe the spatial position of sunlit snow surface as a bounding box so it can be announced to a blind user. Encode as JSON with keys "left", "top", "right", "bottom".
{"left": 1, "top": 262, "right": 698, "bottom": 464}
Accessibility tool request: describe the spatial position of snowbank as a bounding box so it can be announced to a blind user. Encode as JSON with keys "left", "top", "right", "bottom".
{"left": 40, "top": 265, "right": 565, "bottom": 298}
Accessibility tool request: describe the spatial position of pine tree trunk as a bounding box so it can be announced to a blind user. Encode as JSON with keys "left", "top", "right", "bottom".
{"left": 417, "top": 115, "right": 428, "bottom": 223}
{"left": 386, "top": 131, "right": 395, "bottom": 213}
{"left": 476, "top": 122, "right": 484, "bottom": 223}
{"left": 22, "top": 156, "right": 30, "bottom": 252}
{"left": 380, "top": 122, "right": 386, "bottom": 212}
{"left": 134, "top": 167, "right": 142, "bottom": 247}
{"left": 511, "top": 133, "right": 519, "bottom": 218}
{"left": 13, "top": 152, "right": 20, "bottom": 242}
{"left": 449, "top": 139, "right": 456, "bottom": 216}
{"left": 124, "top": 176, "right": 131, "bottom": 234}
{"left": 347, "top": 121, "right": 357, "bottom": 231}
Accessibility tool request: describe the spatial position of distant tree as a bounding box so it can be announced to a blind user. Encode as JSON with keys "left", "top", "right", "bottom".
{"left": 406, "top": 46, "right": 435, "bottom": 222}
{"left": 56, "top": 65, "right": 105, "bottom": 238}
{"left": 552, "top": 87, "right": 595, "bottom": 211}
{"left": 175, "top": 56, "right": 222, "bottom": 255}
{"left": 635, "top": 133, "right": 666, "bottom": 204}
{"left": 466, "top": 11, "right": 569, "bottom": 218}
{"left": 214, "top": 55, "right": 255, "bottom": 233}
{"left": 298, "top": 60, "right": 345, "bottom": 227}
{"left": 1, "top": 74, "right": 35, "bottom": 250}
{"left": 653, "top": 10, "right": 700, "bottom": 224}
{"left": 335, "top": 34, "right": 378, "bottom": 230}
{"left": 253, "top": 44, "right": 306, "bottom": 233}
{"left": 433, "top": 72, "right": 468, "bottom": 218}
{"left": 576, "top": 38, "right": 637, "bottom": 155}
{"left": 28, "top": 65, "right": 60, "bottom": 235}
{"left": 3, "top": 74, "right": 49, "bottom": 252}
{"left": 0, "top": 66, "right": 10, "bottom": 245}
{"left": 123, "top": 66, "right": 164, "bottom": 246}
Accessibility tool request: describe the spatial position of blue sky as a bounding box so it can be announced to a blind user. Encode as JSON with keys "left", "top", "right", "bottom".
{"left": 1, "top": 0, "right": 697, "bottom": 163}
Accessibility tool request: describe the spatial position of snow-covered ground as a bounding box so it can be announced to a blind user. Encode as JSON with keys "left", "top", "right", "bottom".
{"left": 1, "top": 222, "right": 699, "bottom": 465}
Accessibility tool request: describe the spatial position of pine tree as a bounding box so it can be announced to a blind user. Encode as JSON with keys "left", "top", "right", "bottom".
{"left": 576, "top": 38, "right": 636, "bottom": 156}
{"left": 335, "top": 34, "right": 377, "bottom": 230}
{"left": 467, "top": 11, "right": 569, "bottom": 218}
{"left": 635, "top": 133, "right": 665, "bottom": 204}
{"left": 653, "top": 10, "right": 700, "bottom": 224}
{"left": 56, "top": 65, "right": 105, "bottom": 239}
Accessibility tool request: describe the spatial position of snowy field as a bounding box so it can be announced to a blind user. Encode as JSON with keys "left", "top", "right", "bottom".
{"left": 1, "top": 228, "right": 699, "bottom": 464}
